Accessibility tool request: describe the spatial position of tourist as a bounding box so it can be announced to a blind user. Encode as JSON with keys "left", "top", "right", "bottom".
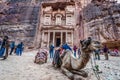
{"left": 9, "top": 41, "right": 15, "bottom": 55}
{"left": 59, "top": 47, "right": 64, "bottom": 54}
{"left": 61, "top": 43, "right": 72, "bottom": 51}
{"left": 113, "top": 48, "right": 119, "bottom": 56}
{"left": 0, "top": 38, "right": 2, "bottom": 48}
{"left": 16, "top": 42, "right": 24, "bottom": 56}
{"left": 0, "top": 36, "right": 9, "bottom": 60}
{"left": 73, "top": 45, "right": 77, "bottom": 57}
{"left": 53, "top": 47, "right": 62, "bottom": 68}
{"left": 49, "top": 43, "right": 54, "bottom": 58}
{"left": 103, "top": 45, "right": 109, "bottom": 60}
{"left": 94, "top": 49, "right": 100, "bottom": 60}
{"left": 78, "top": 47, "right": 81, "bottom": 58}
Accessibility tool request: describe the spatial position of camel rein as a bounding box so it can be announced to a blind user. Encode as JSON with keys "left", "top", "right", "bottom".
{"left": 90, "top": 52, "right": 101, "bottom": 80}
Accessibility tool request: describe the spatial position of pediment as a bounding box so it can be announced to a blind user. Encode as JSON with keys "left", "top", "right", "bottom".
{"left": 51, "top": 26, "right": 67, "bottom": 30}
{"left": 42, "top": 25, "right": 74, "bottom": 30}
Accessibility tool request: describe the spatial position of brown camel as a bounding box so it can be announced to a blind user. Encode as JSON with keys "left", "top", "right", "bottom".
{"left": 60, "top": 37, "right": 101, "bottom": 80}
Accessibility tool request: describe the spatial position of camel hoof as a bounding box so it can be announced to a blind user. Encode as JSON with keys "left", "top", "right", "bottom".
{"left": 79, "top": 70, "right": 88, "bottom": 77}
{"left": 82, "top": 72, "right": 88, "bottom": 77}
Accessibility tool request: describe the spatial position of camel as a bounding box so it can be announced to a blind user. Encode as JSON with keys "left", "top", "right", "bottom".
{"left": 53, "top": 37, "right": 101, "bottom": 80}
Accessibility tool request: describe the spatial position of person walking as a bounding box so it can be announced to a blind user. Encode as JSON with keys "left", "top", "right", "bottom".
{"left": 0, "top": 36, "right": 9, "bottom": 60}
{"left": 9, "top": 41, "right": 15, "bottom": 55}
{"left": 94, "top": 49, "right": 100, "bottom": 60}
{"left": 73, "top": 45, "right": 77, "bottom": 57}
{"left": 49, "top": 43, "right": 54, "bottom": 58}
{"left": 103, "top": 45, "right": 109, "bottom": 60}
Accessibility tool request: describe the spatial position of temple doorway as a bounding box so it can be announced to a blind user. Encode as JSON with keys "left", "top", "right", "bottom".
{"left": 55, "top": 32, "right": 61, "bottom": 47}
{"left": 56, "top": 38, "right": 61, "bottom": 47}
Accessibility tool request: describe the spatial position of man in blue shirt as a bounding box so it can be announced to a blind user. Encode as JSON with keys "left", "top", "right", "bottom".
{"left": 61, "top": 43, "right": 72, "bottom": 51}
{"left": 9, "top": 41, "right": 15, "bottom": 55}
{"left": 49, "top": 44, "right": 54, "bottom": 58}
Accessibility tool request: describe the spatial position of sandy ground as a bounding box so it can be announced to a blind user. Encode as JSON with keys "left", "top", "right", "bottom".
{"left": 0, "top": 50, "right": 120, "bottom": 80}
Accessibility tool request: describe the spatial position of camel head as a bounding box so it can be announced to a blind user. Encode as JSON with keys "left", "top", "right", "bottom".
{"left": 80, "top": 37, "right": 101, "bottom": 52}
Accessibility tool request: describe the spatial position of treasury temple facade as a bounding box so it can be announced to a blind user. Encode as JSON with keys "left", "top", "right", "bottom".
{"left": 36, "top": 0, "right": 82, "bottom": 48}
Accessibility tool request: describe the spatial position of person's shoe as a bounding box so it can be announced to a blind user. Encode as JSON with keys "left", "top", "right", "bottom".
{"left": 2, "top": 56, "right": 6, "bottom": 60}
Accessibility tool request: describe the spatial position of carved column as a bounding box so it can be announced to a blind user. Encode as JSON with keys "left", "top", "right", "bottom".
{"left": 53, "top": 31, "right": 55, "bottom": 46}
{"left": 47, "top": 32, "right": 50, "bottom": 47}
{"left": 41, "top": 31, "right": 44, "bottom": 47}
{"left": 66, "top": 31, "right": 68, "bottom": 43}
{"left": 61, "top": 32, "right": 63, "bottom": 45}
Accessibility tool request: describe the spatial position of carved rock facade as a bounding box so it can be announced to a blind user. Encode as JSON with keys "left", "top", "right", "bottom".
{"left": 35, "top": 0, "right": 81, "bottom": 48}
{"left": 83, "top": 1, "right": 120, "bottom": 48}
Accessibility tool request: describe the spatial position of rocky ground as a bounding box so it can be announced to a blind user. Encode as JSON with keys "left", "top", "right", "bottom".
{"left": 0, "top": 50, "right": 120, "bottom": 80}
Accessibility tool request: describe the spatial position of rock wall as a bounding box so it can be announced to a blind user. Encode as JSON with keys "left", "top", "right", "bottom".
{"left": 0, "top": 0, "right": 49, "bottom": 49}
{"left": 82, "top": 1, "right": 120, "bottom": 42}
{"left": 0, "top": 24, "right": 36, "bottom": 49}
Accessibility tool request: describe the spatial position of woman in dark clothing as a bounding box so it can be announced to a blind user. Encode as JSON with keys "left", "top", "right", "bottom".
{"left": 73, "top": 45, "right": 77, "bottom": 57}
{"left": 0, "top": 36, "right": 9, "bottom": 60}
{"left": 78, "top": 48, "right": 81, "bottom": 58}
{"left": 103, "top": 45, "right": 109, "bottom": 60}
{"left": 53, "top": 47, "right": 62, "bottom": 68}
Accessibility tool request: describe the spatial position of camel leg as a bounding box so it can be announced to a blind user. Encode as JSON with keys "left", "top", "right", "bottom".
{"left": 61, "top": 67, "right": 84, "bottom": 80}
{"left": 74, "top": 74, "right": 85, "bottom": 80}
{"left": 61, "top": 67, "right": 74, "bottom": 80}
{"left": 71, "top": 70, "right": 88, "bottom": 78}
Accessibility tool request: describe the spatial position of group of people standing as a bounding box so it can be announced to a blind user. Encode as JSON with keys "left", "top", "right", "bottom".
{"left": 49, "top": 43, "right": 116, "bottom": 61}
{"left": 49, "top": 43, "right": 81, "bottom": 59}
{"left": 0, "top": 36, "right": 24, "bottom": 60}
{"left": 9, "top": 41, "right": 24, "bottom": 56}
{"left": 94, "top": 45, "right": 112, "bottom": 60}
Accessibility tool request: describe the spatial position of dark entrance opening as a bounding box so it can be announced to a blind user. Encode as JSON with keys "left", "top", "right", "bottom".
{"left": 56, "top": 38, "right": 61, "bottom": 47}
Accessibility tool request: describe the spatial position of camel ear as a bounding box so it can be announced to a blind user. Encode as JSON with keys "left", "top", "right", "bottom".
{"left": 80, "top": 40, "right": 83, "bottom": 44}
{"left": 88, "top": 37, "right": 92, "bottom": 40}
